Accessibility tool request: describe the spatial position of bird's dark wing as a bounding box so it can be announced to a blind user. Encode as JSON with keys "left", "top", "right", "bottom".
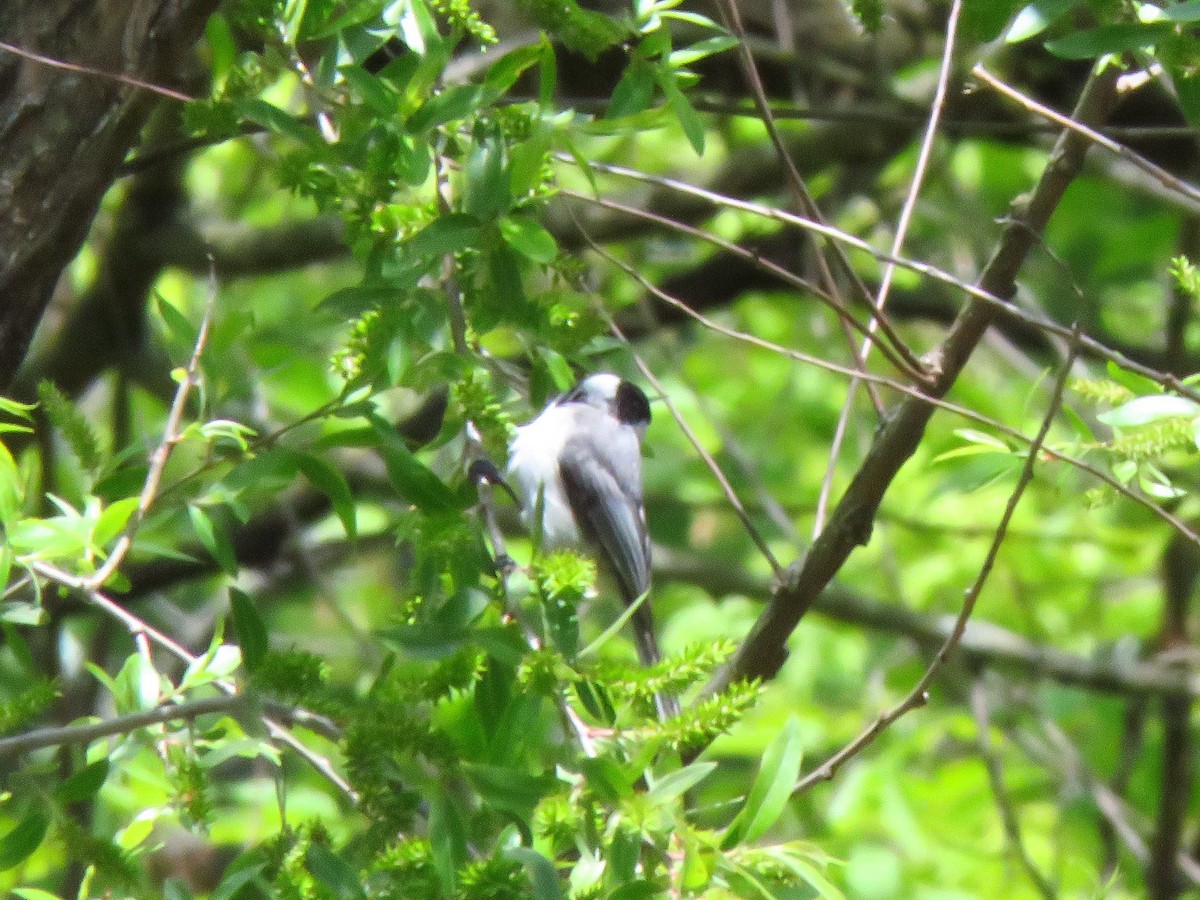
{"left": 558, "top": 426, "right": 650, "bottom": 605}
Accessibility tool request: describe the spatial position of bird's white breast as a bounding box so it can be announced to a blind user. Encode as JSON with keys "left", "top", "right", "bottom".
{"left": 507, "top": 405, "right": 582, "bottom": 547}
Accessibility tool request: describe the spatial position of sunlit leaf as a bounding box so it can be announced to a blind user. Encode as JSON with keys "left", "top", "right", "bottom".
{"left": 0, "top": 807, "right": 48, "bottom": 870}
{"left": 722, "top": 716, "right": 804, "bottom": 848}
{"left": 1098, "top": 395, "right": 1200, "bottom": 427}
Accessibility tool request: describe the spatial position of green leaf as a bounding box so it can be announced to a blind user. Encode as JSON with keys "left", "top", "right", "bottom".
{"left": 305, "top": 844, "right": 366, "bottom": 900}
{"left": 404, "top": 213, "right": 481, "bottom": 259}
{"left": 0, "top": 441, "right": 24, "bottom": 532}
{"left": 538, "top": 38, "right": 557, "bottom": 106}
{"left": 574, "top": 678, "right": 617, "bottom": 724}
{"left": 93, "top": 496, "right": 139, "bottom": 549}
{"left": 229, "top": 589, "right": 269, "bottom": 674}
{"left": 509, "top": 129, "right": 552, "bottom": 198}
{"left": 187, "top": 505, "right": 239, "bottom": 575}
{"left": 462, "top": 764, "right": 559, "bottom": 818}
{"left": 669, "top": 34, "right": 739, "bottom": 67}
{"left": 647, "top": 760, "right": 717, "bottom": 803}
{"left": 722, "top": 716, "right": 804, "bottom": 849}
{"left": 399, "top": 0, "right": 441, "bottom": 55}
{"left": 1105, "top": 360, "right": 1161, "bottom": 396}
{"left": 1004, "top": 0, "right": 1074, "bottom": 42}
{"left": 579, "top": 757, "right": 637, "bottom": 802}
{"left": 54, "top": 759, "right": 110, "bottom": 804}
{"left": 608, "top": 60, "right": 657, "bottom": 118}
{"left": 429, "top": 789, "right": 467, "bottom": 895}
{"left": 769, "top": 849, "right": 846, "bottom": 900}
{"left": 0, "top": 601, "right": 45, "bottom": 626}
{"left": 464, "top": 139, "right": 511, "bottom": 218}
{"left": 407, "top": 84, "right": 481, "bottom": 132}
{"left": 498, "top": 215, "right": 558, "bottom": 264}
{"left": 1098, "top": 395, "right": 1200, "bottom": 427}
{"left": 208, "top": 862, "right": 266, "bottom": 900}
{"left": 341, "top": 66, "right": 400, "bottom": 115}
{"left": 655, "top": 68, "right": 705, "bottom": 154}
{"left": 293, "top": 451, "right": 357, "bottom": 538}
{"left": 484, "top": 43, "right": 545, "bottom": 96}
{"left": 0, "top": 396, "right": 35, "bottom": 420}
{"left": 370, "top": 413, "right": 460, "bottom": 513}
{"left": 1045, "top": 23, "right": 1171, "bottom": 59}
{"left": 112, "top": 650, "right": 162, "bottom": 714}
{"left": 235, "top": 99, "right": 322, "bottom": 147}
{"left": 0, "top": 806, "right": 49, "bottom": 870}
{"left": 504, "top": 847, "right": 562, "bottom": 900}
{"left": 7, "top": 515, "right": 89, "bottom": 561}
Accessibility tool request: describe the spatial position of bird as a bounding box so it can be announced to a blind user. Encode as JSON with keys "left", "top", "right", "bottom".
{"left": 507, "top": 372, "right": 678, "bottom": 719}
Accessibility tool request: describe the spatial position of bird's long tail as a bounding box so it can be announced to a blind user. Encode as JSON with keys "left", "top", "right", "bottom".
{"left": 631, "top": 603, "right": 680, "bottom": 720}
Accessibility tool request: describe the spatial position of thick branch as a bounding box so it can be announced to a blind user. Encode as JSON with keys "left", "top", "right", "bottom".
{"left": 707, "top": 66, "right": 1122, "bottom": 694}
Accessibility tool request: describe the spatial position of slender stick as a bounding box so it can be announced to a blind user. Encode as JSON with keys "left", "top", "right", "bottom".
{"left": 816, "top": 0, "right": 964, "bottom": 535}
{"left": 564, "top": 158, "right": 1200, "bottom": 407}
{"left": 32, "top": 561, "right": 356, "bottom": 802}
{"left": 0, "top": 694, "right": 250, "bottom": 760}
{"left": 576, "top": 225, "right": 784, "bottom": 577}
{"left": 793, "top": 331, "right": 1079, "bottom": 793}
{"left": 0, "top": 40, "right": 195, "bottom": 102}
{"left": 970, "top": 679, "right": 1058, "bottom": 899}
{"left": 973, "top": 64, "right": 1200, "bottom": 208}
{"left": 89, "top": 268, "right": 216, "bottom": 589}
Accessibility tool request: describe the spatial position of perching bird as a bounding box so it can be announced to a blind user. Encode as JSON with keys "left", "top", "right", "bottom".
{"left": 507, "top": 373, "right": 678, "bottom": 718}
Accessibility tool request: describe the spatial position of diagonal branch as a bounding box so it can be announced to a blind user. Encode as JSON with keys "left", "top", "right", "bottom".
{"left": 89, "top": 270, "right": 215, "bottom": 588}
{"left": 817, "top": 0, "right": 964, "bottom": 535}
{"left": 791, "top": 326, "right": 1079, "bottom": 792}
{"left": 707, "top": 64, "right": 1122, "bottom": 694}
{"left": 970, "top": 679, "right": 1058, "bottom": 899}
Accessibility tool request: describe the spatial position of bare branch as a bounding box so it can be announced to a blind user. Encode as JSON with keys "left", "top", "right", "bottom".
{"left": 973, "top": 64, "right": 1200, "bottom": 208}
{"left": 31, "top": 561, "right": 355, "bottom": 802}
{"left": 970, "top": 680, "right": 1058, "bottom": 899}
{"left": 569, "top": 157, "right": 1200, "bottom": 407}
{"left": 817, "top": 0, "right": 964, "bottom": 535}
{"left": 706, "top": 65, "right": 1123, "bottom": 695}
{"left": 577, "top": 226, "right": 784, "bottom": 576}
{"left": 89, "top": 268, "right": 215, "bottom": 589}
{"left": 791, "top": 327, "right": 1078, "bottom": 792}
{"left": 0, "top": 694, "right": 248, "bottom": 760}
{"left": 0, "top": 40, "right": 195, "bottom": 102}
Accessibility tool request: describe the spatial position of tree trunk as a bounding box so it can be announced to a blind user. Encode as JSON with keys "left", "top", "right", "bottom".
{"left": 0, "top": 0, "right": 219, "bottom": 389}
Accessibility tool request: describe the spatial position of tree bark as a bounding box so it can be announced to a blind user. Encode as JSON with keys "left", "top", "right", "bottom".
{"left": 0, "top": 0, "right": 219, "bottom": 389}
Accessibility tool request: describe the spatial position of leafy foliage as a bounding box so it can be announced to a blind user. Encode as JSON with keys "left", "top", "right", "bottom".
{"left": 5, "top": 0, "right": 1200, "bottom": 898}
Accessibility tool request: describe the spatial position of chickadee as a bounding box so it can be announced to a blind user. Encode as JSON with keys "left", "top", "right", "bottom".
{"left": 508, "top": 373, "right": 677, "bottom": 718}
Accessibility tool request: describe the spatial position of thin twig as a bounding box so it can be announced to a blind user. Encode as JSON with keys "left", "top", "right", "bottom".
{"left": 0, "top": 40, "right": 196, "bottom": 102}
{"left": 0, "top": 694, "right": 251, "bottom": 760}
{"left": 970, "top": 679, "right": 1057, "bottom": 899}
{"left": 561, "top": 189, "right": 923, "bottom": 382}
{"left": 563, "top": 158, "right": 1200, "bottom": 408}
{"left": 973, "top": 64, "right": 1200, "bottom": 208}
{"left": 816, "top": 0, "right": 963, "bottom": 536}
{"left": 715, "top": 0, "right": 898, "bottom": 415}
{"left": 794, "top": 330, "right": 1079, "bottom": 793}
{"left": 31, "top": 561, "right": 356, "bottom": 802}
{"left": 576, "top": 237, "right": 1200, "bottom": 548}
{"left": 89, "top": 266, "right": 216, "bottom": 588}
{"left": 1017, "top": 714, "right": 1200, "bottom": 887}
